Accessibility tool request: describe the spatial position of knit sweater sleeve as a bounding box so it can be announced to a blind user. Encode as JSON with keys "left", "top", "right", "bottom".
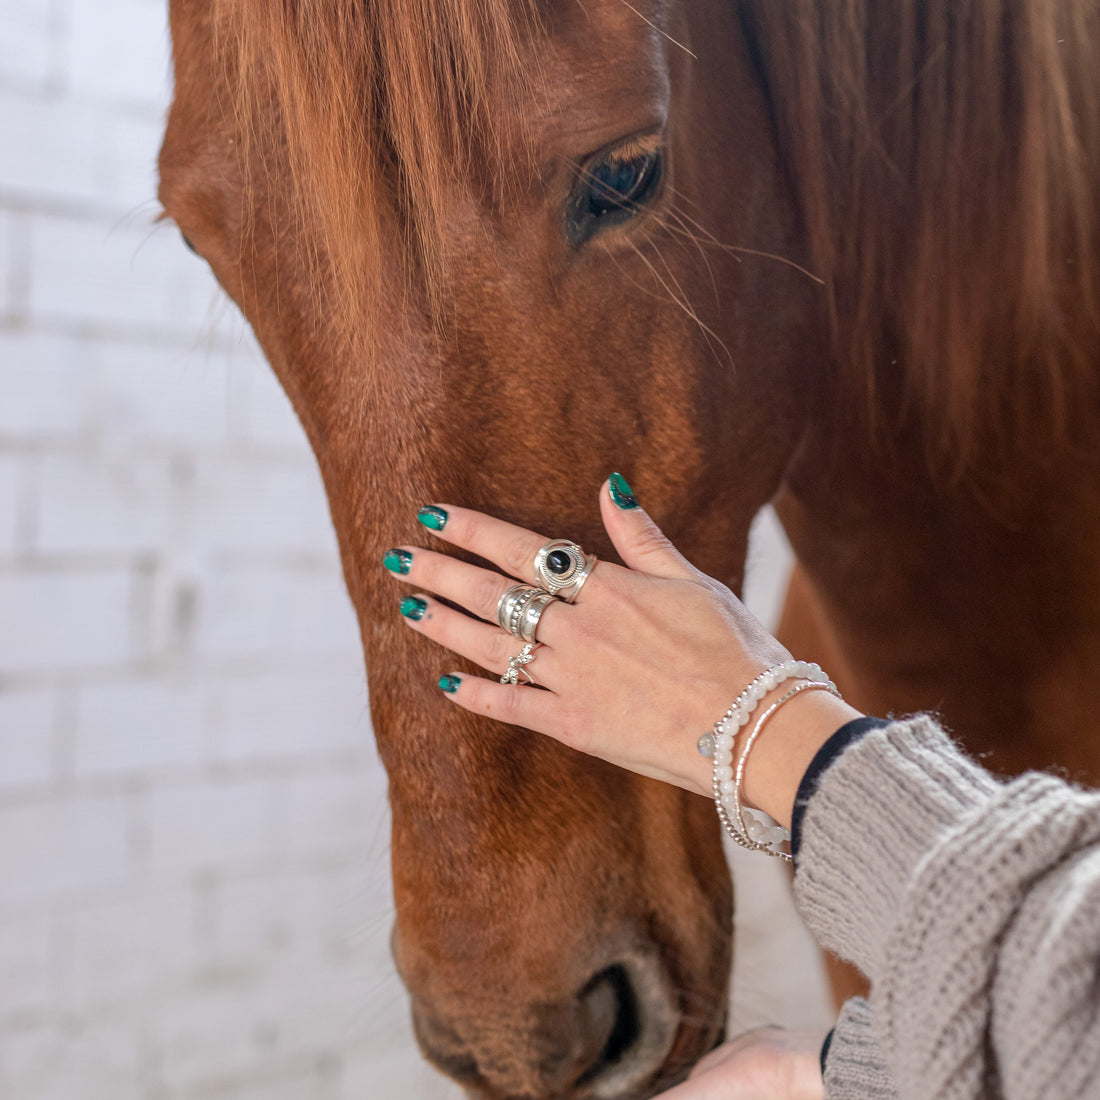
{"left": 793, "top": 714, "right": 1100, "bottom": 1099}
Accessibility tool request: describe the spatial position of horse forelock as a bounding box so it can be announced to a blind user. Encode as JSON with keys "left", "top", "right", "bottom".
{"left": 213, "top": 0, "right": 543, "bottom": 346}
{"left": 742, "top": 0, "right": 1100, "bottom": 472}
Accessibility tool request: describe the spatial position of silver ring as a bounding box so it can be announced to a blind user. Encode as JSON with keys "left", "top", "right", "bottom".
{"left": 518, "top": 591, "right": 557, "bottom": 643}
{"left": 501, "top": 642, "right": 538, "bottom": 685}
{"left": 496, "top": 584, "right": 542, "bottom": 637}
{"left": 533, "top": 540, "right": 598, "bottom": 603}
{"left": 565, "top": 554, "right": 596, "bottom": 603}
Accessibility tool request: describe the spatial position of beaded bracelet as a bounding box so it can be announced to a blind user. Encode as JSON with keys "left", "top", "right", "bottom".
{"left": 698, "top": 661, "right": 837, "bottom": 859}
{"left": 727, "top": 680, "right": 841, "bottom": 860}
{"left": 698, "top": 660, "right": 829, "bottom": 759}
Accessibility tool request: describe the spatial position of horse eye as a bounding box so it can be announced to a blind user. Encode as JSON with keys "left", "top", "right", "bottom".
{"left": 588, "top": 151, "right": 662, "bottom": 216}
{"left": 180, "top": 232, "right": 198, "bottom": 254}
{"left": 568, "top": 146, "right": 664, "bottom": 245}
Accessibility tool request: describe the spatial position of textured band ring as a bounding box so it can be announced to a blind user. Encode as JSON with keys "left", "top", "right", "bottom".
{"left": 518, "top": 591, "right": 558, "bottom": 643}
{"left": 534, "top": 540, "right": 598, "bottom": 603}
{"left": 496, "top": 584, "right": 542, "bottom": 637}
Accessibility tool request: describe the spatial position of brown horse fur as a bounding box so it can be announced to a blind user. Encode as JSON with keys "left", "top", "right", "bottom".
{"left": 159, "top": 0, "right": 1100, "bottom": 1096}
{"left": 742, "top": 0, "right": 1100, "bottom": 471}
{"left": 744, "top": 0, "right": 1100, "bottom": 776}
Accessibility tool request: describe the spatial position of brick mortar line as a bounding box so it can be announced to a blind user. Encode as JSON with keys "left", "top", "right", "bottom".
{"left": 0, "top": 77, "right": 170, "bottom": 127}
{"left": 0, "top": 443, "right": 330, "bottom": 470}
{"left": 0, "top": 314, "right": 251, "bottom": 354}
{"left": 0, "top": 652, "right": 363, "bottom": 692}
{"left": 0, "top": 755, "right": 381, "bottom": 814}
{"left": 0, "top": 189, "right": 166, "bottom": 225}
{"left": 0, "top": 315, "right": 249, "bottom": 348}
{"left": 0, "top": 549, "right": 344, "bottom": 572}
{"left": 0, "top": 845, "right": 387, "bottom": 918}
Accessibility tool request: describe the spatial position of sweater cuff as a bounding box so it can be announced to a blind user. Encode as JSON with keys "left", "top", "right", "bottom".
{"left": 792, "top": 714, "right": 1000, "bottom": 977}
{"left": 823, "top": 998, "right": 898, "bottom": 1099}
{"left": 790, "top": 716, "right": 890, "bottom": 861}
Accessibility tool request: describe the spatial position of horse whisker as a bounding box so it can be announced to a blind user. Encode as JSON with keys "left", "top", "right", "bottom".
{"left": 657, "top": 204, "right": 723, "bottom": 310}
{"left": 626, "top": 236, "right": 735, "bottom": 371}
{"left": 661, "top": 188, "right": 826, "bottom": 286}
{"left": 616, "top": 0, "right": 698, "bottom": 59}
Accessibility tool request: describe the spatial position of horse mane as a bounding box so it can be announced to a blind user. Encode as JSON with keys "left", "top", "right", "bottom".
{"left": 214, "top": 0, "right": 540, "bottom": 335}
{"left": 741, "top": 0, "right": 1100, "bottom": 469}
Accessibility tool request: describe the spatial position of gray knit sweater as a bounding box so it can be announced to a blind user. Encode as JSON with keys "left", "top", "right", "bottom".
{"left": 793, "top": 714, "right": 1100, "bottom": 1098}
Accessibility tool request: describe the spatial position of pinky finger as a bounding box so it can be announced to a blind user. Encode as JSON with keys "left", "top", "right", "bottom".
{"left": 437, "top": 671, "right": 560, "bottom": 734}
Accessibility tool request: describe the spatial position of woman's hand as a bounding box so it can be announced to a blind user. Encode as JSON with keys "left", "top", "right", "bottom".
{"left": 387, "top": 476, "right": 859, "bottom": 818}
{"left": 656, "top": 1027, "right": 826, "bottom": 1100}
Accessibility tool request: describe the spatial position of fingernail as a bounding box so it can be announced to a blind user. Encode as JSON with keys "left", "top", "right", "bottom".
{"left": 400, "top": 596, "right": 428, "bottom": 621}
{"left": 384, "top": 549, "right": 413, "bottom": 575}
{"left": 417, "top": 506, "right": 448, "bottom": 531}
{"left": 609, "top": 472, "right": 639, "bottom": 510}
{"left": 438, "top": 674, "right": 462, "bottom": 694}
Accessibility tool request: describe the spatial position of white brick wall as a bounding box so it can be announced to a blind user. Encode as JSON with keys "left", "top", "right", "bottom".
{"left": 0, "top": 566, "right": 139, "bottom": 671}
{"left": 0, "top": 793, "right": 131, "bottom": 903}
{"left": 0, "top": 4, "right": 823, "bottom": 1099}
{"left": 0, "top": 333, "right": 88, "bottom": 439}
{"left": 74, "top": 679, "right": 208, "bottom": 777}
{"left": 0, "top": 3, "right": 61, "bottom": 94}
{"left": 0, "top": 3, "right": 455, "bottom": 1097}
{"left": 0, "top": 454, "right": 22, "bottom": 551}
{"left": 0, "top": 689, "right": 56, "bottom": 789}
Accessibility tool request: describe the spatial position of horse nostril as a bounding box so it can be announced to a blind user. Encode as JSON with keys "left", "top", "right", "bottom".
{"left": 577, "top": 964, "right": 641, "bottom": 1085}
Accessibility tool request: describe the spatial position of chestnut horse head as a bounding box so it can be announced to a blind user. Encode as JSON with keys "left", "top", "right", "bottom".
{"left": 160, "top": 1, "right": 823, "bottom": 1095}
{"left": 159, "top": 0, "right": 1100, "bottom": 1096}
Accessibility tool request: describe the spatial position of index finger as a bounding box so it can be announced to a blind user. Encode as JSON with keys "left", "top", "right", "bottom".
{"left": 416, "top": 504, "right": 568, "bottom": 587}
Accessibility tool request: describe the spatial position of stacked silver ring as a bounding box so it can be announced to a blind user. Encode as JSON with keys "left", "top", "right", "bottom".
{"left": 495, "top": 540, "right": 597, "bottom": 674}
{"left": 497, "top": 584, "right": 558, "bottom": 644}
{"left": 533, "top": 540, "right": 598, "bottom": 603}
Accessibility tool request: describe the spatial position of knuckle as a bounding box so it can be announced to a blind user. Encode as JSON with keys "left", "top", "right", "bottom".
{"left": 489, "top": 632, "right": 515, "bottom": 669}
{"left": 505, "top": 532, "right": 536, "bottom": 579}
{"left": 475, "top": 573, "right": 508, "bottom": 618}
{"left": 496, "top": 688, "right": 520, "bottom": 722}
{"left": 458, "top": 508, "right": 485, "bottom": 546}
{"left": 484, "top": 682, "right": 523, "bottom": 723}
{"left": 568, "top": 611, "right": 604, "bottom": 648}
{"left": 634, "top": 526, "right": 675, "bottom": 557}
{"left": 412, "top": 548, "right": 442, "bottom": 588}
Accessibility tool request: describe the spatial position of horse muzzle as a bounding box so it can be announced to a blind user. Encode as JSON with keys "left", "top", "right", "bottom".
{"left": 410, "top": 950, "right": 699, "bottom": 1099}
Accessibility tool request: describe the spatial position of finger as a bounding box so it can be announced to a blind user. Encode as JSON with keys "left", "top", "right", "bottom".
{"left": 398, "top": 593, "right": 561, "bottom": 684}
{"left": 386, "top": 545, "right": 514, "bottom": 622}
{"left": 385, "top": 545, "right": 569, "bottom": 644}
{"left": 436, "top": 669, "right": 562, "bottom": 731}
{"left": 599, "top": 473, "right": 700, "bottom": 581}
{"left": 413, "top": 503, "right": 590, "bottom": 591}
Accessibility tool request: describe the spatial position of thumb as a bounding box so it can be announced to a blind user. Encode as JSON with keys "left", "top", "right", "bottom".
{"left": 600, "top": 474, "right": 700, "bottom": 581}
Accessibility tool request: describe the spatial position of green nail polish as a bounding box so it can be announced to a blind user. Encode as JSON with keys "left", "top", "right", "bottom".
{"left": 384, "top": 549, "right": 413, "bottom": 575}
{"left": 609, "top": 472, "right": 639, "bottom": 510}
{"left": 438, "top": 674, "right": 461, "bottom": 694}
{"left": 400, "top": 596, "right": 427, "bottom": 621}
{"left": 417, "top": 506, "right": 448, "bottom": 531}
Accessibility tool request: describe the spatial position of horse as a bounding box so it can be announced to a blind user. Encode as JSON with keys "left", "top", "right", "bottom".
{"left": 158, "top": 1, "right": 1100, "bottom": 1096}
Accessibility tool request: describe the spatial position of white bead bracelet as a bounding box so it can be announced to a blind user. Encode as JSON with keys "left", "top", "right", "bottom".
{"left": 698, "top": 661, "right": 838, "bottom": 860}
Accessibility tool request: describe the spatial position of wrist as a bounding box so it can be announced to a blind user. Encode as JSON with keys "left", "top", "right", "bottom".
{"left": 702, "top": 662, "right": 858, "bottom": 858}
{"left": 740, "top": 690, "right": 863, "bottom": 828}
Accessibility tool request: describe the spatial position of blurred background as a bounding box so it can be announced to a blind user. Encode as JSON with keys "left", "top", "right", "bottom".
{"left": 0, "top": 2, "right": 828, "bottom": 1096}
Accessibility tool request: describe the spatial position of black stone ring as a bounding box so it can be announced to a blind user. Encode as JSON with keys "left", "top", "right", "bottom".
{"left": 533, "top": 540, "right": 597, "bottom": 603}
